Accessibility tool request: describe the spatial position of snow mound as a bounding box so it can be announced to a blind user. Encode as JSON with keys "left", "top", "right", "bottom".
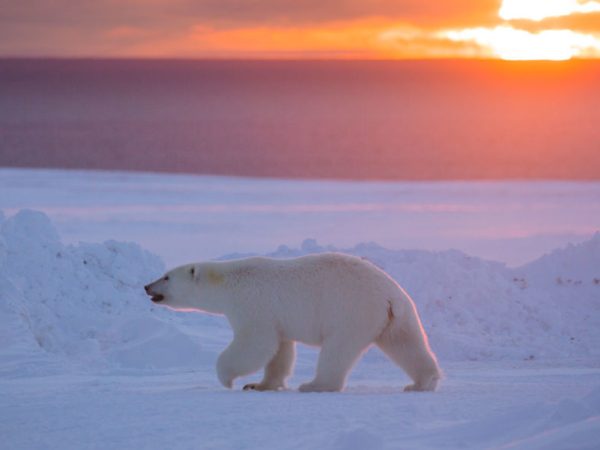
{"left": 518, "top": 232, "right": 600, "bottom": 287}
{"left": 0, "top": 210, "right": 218, "bottom": 373}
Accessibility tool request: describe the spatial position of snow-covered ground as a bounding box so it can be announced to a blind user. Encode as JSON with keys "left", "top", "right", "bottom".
{"left": 1, "top": 168, "right": 599, "bottom": 449}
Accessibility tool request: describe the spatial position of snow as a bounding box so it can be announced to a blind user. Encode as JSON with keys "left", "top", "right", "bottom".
{"left": 0, "top": 169, "right": 599, "bottom": 449}
{"left": 1, "top": 366, "right": 599, "bottom": 449}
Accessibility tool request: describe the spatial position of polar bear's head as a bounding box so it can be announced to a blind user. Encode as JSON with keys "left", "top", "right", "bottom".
{"left": 144, "top": 264, "right": 201, "bottom": 311}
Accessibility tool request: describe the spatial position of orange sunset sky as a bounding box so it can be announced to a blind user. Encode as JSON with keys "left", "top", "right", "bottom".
{"left": 2, "top": 0, "right": 600, "bottom": 60}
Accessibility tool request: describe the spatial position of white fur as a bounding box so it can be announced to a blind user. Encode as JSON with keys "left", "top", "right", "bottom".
{"left": 145, "top": 253, "right": 441, "bottom": 392}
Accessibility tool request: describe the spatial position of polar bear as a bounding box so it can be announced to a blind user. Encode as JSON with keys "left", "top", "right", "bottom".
{"left": 144, "top": 253, "right": 440, "bottom": 392}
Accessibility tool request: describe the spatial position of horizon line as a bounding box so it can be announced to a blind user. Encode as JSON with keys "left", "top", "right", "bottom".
{"left": 2, "top": 55, "right": 599, "bottom": 63}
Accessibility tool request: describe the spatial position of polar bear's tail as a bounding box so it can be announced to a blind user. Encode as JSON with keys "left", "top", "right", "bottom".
{"left": 376, "top": 288, "right": 441, "bottom": 391}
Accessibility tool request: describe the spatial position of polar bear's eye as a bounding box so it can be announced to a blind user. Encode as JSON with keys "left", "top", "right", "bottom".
{"left": 190, "top": 267, "right": 195, "bottom": 276}
{"left": 164, "top": 276, "right": 169, "bottom": 281}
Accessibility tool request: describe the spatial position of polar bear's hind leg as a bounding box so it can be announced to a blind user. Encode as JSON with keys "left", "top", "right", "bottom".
{"left": 376, "top": 313, "right": 441, "bottom": 392}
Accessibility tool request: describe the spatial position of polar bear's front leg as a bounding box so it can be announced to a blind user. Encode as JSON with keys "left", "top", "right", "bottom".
{"left": 243, "top": 340, "right": 296, "bottom": 391}
{"left": 216, "top": 330, "right": 279, "bottom": 389}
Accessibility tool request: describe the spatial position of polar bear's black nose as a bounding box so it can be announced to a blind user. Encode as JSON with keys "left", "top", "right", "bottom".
{"left": 144, "top": 284, "right": 152, "bottom": 293}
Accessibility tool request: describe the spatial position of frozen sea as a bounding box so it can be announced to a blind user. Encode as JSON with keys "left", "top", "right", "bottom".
{"left": 0, "top": 168, "right": 599, "bottom": 449}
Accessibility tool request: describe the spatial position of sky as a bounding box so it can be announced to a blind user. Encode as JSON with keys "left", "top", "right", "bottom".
{"left": 1, "top": 0, "right": 600, "bottom": 60}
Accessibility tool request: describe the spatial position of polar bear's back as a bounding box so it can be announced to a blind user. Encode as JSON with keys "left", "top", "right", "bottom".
{"left": 230, "top": 253, "right": 398, "bottom": 299}
{"left": 218, "top": 253, "right": 406, "bottom": 346}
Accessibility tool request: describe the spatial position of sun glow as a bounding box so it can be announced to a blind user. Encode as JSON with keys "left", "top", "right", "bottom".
{"left": 500, "top": 0, "right": 600, "bottom": 21}
{"left": 443, "top": 26, "right": 600, "bottom": 60}
{"left": 436, "top": 0, "right": 600, "bottom": 60}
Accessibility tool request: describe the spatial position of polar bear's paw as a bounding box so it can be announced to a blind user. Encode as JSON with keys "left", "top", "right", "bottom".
{"left": 403, "top": 375, "right": 439, "bottom": 392}
{"left": 242, "top": 382, "right": 284, "bottom": 392}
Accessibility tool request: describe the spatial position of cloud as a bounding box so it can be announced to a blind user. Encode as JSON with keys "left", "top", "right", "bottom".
{"left": 171, "top": 0, "right": 502, "bottom": 27}
{"left": 507, "top": 12, "right": 600, "bottom": 33}
{"left": 1, "top": 0, "right": 501, "bottom": 29}
{"left": 100, "top": 19, "right": 451, "bottom": 59}
{"left": 0, "top": 0, "right": 502, "bottom": 57}
{"left": 499, "top": 0, "right": 600, "bottom": 21}
{"left": 1, "top": 0, "right": 599, "bottom": 58}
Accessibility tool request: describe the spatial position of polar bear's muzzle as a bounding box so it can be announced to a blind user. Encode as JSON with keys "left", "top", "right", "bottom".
{"left": 144, "top": 282, "right": 165, "bottom": 303}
